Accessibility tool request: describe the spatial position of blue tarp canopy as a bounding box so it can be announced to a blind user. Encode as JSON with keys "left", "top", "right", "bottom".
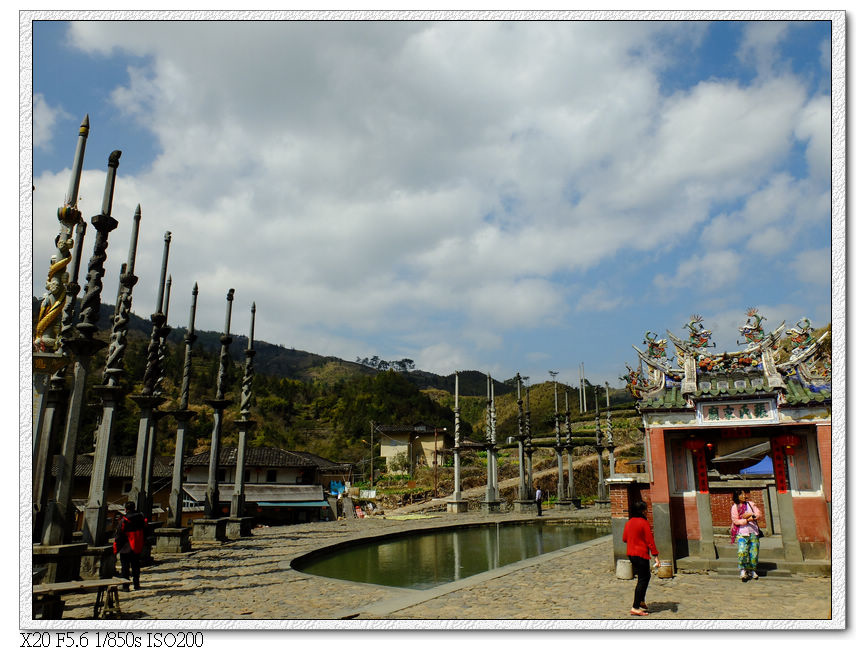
{"left": 740, "top": 455, "right": 774, "bottom": 474}
{"left": 711, "top": 442, "right": 773, "bottom": 475}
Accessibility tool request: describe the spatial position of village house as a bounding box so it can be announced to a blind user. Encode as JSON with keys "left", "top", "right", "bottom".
{"left": 182, "top": 446, "right": 353, "bottom": 525}
{"left": 610, "top": 312, "right": 831, "bottom": 576}
{"left": 377, "top": 424, "right": 453, "bottom": 474}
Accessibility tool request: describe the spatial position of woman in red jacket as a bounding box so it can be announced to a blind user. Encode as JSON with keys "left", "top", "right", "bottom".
{"left": 622, "top": 500, "right": 660, "bottom": 616}
{"left": 114, "top": 502, "right": 147, "bottom": 590}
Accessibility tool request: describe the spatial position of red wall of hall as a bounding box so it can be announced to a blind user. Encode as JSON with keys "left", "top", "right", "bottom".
{"left": 817, "top": 424, "right": 831, "bottom": 503}
{"left": 648, "top": 427, "right": 669, "bottom": 505}
{"left": 793, "top": 496, "right": 831, "bottom": 543}
{"left": 669, "top": 495, "right": 699, "bottom": 540}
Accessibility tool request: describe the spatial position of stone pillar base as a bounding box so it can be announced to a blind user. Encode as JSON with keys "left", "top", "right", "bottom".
{"left": 154, "top": 527, "right": 192, "bottom": 554}
{"left": 191, "top": 518, "right": 228, "bottom": 543}
{"left": 513, "top": 500, "right": 537, "bottom": 514}
{"left": 699, "top": 540, "right": 718, "bottom": 559}
{"left": 32, "top": 543, "right": 88, "bottom": 584}
{"left": 555, "top": 502, "right": 575, "bottom": 511}
{"left": 226, "top": 517, "right": 254, "bottom": 539}
{"left": 446, "top": 500, "right": 468, "bottom": 513}
{"left": 480, "top": 501, "right": 502, "bottom": 514}
{"left": 79, "top": 545, "right": 115, "bottom": 579}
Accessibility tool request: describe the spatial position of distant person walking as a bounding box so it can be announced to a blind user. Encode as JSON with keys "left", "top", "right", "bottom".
{"left": 622, "top": 500, "right": 660, "bottom": 616}
{"left": 114, "top": 501, "right": 147, "bottom": 590}
{"left": 731, "top": 488, "right": 762, "bottom": 582}
{"left": 535, "top": 485, "right": 543, "bottom": 516}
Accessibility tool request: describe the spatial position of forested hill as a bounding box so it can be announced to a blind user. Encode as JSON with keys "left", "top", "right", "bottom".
{"left": 30, "top": 298, "right": 523, "bottom": 463}
{"left": 32, "top": 297, "right": 515, "bottom": 396}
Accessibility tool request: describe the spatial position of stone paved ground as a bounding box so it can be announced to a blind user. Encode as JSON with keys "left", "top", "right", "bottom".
{"left": 55, "top": 508, "right": 833, "bottom": 625}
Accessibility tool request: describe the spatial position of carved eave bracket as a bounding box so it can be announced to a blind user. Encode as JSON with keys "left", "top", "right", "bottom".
{"left": 666, "top": 331, "right": 699, "bottom": 394}
{"left": 760, "top": 322, "right": 787, "bottom": 388}
{"left": 631, "top": 345, "right": 671, "bottom": 399}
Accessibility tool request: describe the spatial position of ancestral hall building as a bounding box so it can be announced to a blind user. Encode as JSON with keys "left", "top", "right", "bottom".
{"left": 609, "top": 311, "right": 831, "bottom": 575}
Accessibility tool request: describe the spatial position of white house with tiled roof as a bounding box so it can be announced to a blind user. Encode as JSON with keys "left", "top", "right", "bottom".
{"left": 182, "top": 446, "right": 353, "bottom": 524}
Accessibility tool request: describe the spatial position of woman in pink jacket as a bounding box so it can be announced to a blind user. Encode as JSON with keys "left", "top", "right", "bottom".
{"left": 731, "top": 488, "right": 762, "bottom": 582}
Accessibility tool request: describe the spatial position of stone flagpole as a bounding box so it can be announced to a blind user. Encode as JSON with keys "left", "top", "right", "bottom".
{"left": 32, "top": 219, "right": 86, "bottom": 539}
{"left": 594, "top": 385, "right": 607, "bottom": 503}
{"left": 524, "top": 378, "right": 534, "bottom": 498}
{"left": 129, "top": 232, "right": 172, "bottom": 515}
{"left": 42, "top": 150, "right": 122, "bottom": 547}
{"left": 167, "top": 283, "right": 199, "bottom": 529}
{"left": 446, "top": 371, "right": 467, "bottom": 513}
{"left": 516, "top": 373, "right": 527, "bottom": 501}
{"left": 565, "top": 387, "right": 575, "bottom": 503}
{"left": 33, "top": 117, "right": 90, "bottom": 539}
{"left": 551, "top": 370, "right": 564, "bottom": 504}
{"left": 204, "top": 289, "right": 235, "bottom": 519}
{"left": 230, "top": 303, "right": 257, "bottom": 528}
{"left": 142, "top": 275, "right": 173, "bottom": 520}
{"left": 82, "top": 205, "right": 142, "bottom": 547}
{"left": 605, "top": 382, "right": 616, "bottom": 478}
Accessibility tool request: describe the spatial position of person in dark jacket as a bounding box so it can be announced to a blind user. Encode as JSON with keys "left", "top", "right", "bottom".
{"left": 622, "top": 500, "right": 660, "bottom": 616}
{"left": 114, "top": 502, "right": 147, "bottom": 590}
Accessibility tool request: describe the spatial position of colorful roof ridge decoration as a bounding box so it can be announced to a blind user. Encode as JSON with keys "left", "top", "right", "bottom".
{"left": 737, "top": 307, "right": 766, "bottom": 345}
{"left": 685, "top": 314, "right": 715, "bottom": 349}
{"left": 626, "top": 309, "right": 831, "bottom": 411}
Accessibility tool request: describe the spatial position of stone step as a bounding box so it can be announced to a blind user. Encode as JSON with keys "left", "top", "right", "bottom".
{"left": 676, "top": 555, "right": 830, "bottom": 577}
{"left": 714, "top": 564, "right": 794, "bottom": 579}
{"left": 715, "top": 544, "right": 786, "bottom": 560}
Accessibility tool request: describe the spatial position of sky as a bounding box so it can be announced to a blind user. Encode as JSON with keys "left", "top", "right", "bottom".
{"left": 27, "top": 16, "right": 835, "bottom": 389}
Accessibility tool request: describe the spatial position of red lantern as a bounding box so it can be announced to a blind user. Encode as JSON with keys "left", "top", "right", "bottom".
{"left": 683, "top": 438, "right": 705, "bottom": 451}
{"left": 775, "top": 434, "right": 800, "bottom": 454}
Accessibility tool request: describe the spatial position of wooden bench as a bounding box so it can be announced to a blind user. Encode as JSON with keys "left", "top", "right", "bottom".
{"left": 32, "top": 578, "right": 131, "bottom": 619}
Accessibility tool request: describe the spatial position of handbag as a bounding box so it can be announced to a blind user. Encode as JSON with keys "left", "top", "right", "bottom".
{"left": 748, "top": 502, "right": 764, "bottom": 538}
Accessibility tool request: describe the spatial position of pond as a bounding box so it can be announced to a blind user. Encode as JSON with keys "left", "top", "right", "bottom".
{"left": 293, "top": 520, "right": 610, "bottom": 590}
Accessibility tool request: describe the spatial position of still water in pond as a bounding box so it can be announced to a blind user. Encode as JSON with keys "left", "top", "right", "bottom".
{"left": 296, "top": 521, "right": 609, "bottom": 590}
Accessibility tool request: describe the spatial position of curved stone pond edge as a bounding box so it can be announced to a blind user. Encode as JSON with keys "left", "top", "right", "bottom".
{"left": 285, "top": 511, "right": 612, "bottom": 619}
{"left": 333, "top": 534, "right": 612, "bottom": 619}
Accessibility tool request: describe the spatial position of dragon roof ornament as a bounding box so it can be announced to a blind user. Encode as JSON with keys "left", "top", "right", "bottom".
{"left": 685, "top": 314, "right": 715, "bottom": 349}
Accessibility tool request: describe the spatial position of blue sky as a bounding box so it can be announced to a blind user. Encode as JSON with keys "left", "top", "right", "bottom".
{"left": 28, "top": 17, "right": 835, "bottom": 389}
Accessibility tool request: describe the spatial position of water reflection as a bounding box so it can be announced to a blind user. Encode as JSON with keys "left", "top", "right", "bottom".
{"left": 296, "top": 521, "right": 609, "bottom": 590}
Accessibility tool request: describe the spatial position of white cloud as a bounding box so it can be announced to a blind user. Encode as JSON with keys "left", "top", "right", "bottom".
{"left": 415, "top": 342, "right": 475, "bottom": 377}
{"left": 791, "top": 248, "right": 830, "bottom": 285}
{"left": 653, "top": 249, "right": 743, "bottom": 293}
{"left": 736, "top": 22, "right": 791, "bottom": 77}
{"left": 575, "top": 286, "right": 627, "bottom": 313}
{"left": 33, "top": 94, "right": 69, "bottom": 150}
{"left": 699, "top": 172, "right": 829, "bottom": 256}
{"left": 31, "top": 21, "right": 832, "bottom": 373}
{"left": 795, "top": 94, "right": 831, "bottom": 183}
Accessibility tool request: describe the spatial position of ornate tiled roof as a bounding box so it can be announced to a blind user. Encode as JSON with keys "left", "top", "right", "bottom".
{"left": 626, "top": 310, "right": 831, "bottom": 411}
{"left": 636, "top": 374, "right": 831, "bottom": 410}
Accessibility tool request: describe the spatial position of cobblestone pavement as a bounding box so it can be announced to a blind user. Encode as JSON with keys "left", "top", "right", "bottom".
{"left": 56, "top": 507, "right": 833, "bottom": 625}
